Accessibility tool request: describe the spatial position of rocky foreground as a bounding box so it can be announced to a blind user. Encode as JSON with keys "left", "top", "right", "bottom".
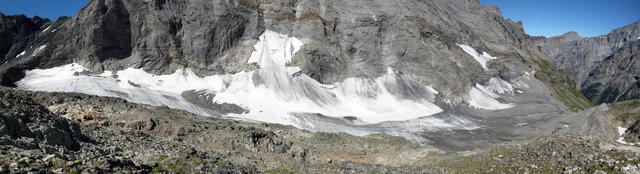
{"left": 0, "top": 87, "right": 639, "bottom": 173}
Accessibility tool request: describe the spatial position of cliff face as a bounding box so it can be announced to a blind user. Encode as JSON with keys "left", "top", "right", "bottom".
{"left": 0, "top": 13, "right": 50, "bottom": 61}
{"left": 0, "top": 0, "right": 621, "bottom": 155}
{"left": 0, "top": 0, "right": 567, "bottom": 103}
{"left": 0, "top": 13, "right": 53, "bottom": 86}
{"left": 533, "top": 21, "right": 640, "bottom": 104}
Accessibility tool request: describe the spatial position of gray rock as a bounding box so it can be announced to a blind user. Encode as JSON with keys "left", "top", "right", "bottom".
{"left": 39, "top": 126, "right": 78, "bottom": 150}
{"left": 533, "top": 21, "right": 640, "bottom": 104}
{"left": 0, "top": 113, "right": 35, "bottom": 138}
{"left": 0, "top": 0, "right": 561, "bottom": 106}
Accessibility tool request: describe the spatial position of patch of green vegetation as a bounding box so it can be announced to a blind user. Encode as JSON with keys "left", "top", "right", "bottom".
{"left": 264, "top": 165, "right": 296, "bottom": 174}
{"left": 609, "top": 99, "right": 640, "bottom": 110}
{"left": 552, "top": 86, "right": 594, "bottom": 111}
{"left": 156, "top": 155, "right": 169, "bottom": 161}
{"left": 152, "top": 166, "right": 164, "bottom": 173}
{"left": 152, "top": 154, "right": 193, "bottom": 173}
{"left": 530, "top": 57, "right": 593, "bottom": 111}
{"left": 608, "top": 99, "right": 640, "bottom": 126}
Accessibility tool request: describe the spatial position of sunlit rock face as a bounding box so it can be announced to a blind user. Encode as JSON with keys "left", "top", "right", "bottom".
{"left": 533, "top": 21, "right": 640, "bottom": 104}
{"left": 2, "top": 0, "right": 621, "bottom": 150}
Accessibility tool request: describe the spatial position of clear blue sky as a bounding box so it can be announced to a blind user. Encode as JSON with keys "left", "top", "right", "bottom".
{"left": 0, "top": 0, "right": 90, "bottom": 20}
{"left": 0, "top": 0, "right": 638, "bottom": 37}
{"left": 480, "top": 0, "right": 640, "bottom": 37}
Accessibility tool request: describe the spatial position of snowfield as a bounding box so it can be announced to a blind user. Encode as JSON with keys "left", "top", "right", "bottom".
{"left": 17, "top": 30, "right": 479, "bottom": 141}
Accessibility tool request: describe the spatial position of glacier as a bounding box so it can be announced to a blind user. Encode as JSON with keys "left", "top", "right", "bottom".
{"left": 16, "top": 30, "right": 484, "bottom": 144}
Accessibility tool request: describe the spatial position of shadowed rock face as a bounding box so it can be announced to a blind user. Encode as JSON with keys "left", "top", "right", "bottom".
{"left": 533, "top": 21, "right": 640, "bottom": 104}
{"left": 90, "top": 0, "right": 132, "bottom": 61}
{"left": 0, "top": 13, "right": 49, "bottom": 62}
{"left": 0, "top": 0, "right": 558, "bottom": 104}
{"left": 624, "top": 120, "right": 640, "bottom": 143}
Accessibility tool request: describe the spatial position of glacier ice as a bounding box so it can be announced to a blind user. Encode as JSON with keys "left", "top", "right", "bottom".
{"left": 17, "top": 30, "right": 469, "bottom": 142}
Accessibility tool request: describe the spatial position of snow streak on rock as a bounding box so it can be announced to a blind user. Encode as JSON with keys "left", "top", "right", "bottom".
{"left": 457, "top": 44, "right": 497, "bottom": 71}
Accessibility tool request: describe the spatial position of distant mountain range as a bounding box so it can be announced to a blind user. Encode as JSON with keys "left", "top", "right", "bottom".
{"left": 533, "top": 21, "right": 640, "bottom": 104}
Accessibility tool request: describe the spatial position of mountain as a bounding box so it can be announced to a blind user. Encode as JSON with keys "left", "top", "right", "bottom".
{"left": 533, "top": 21, "right": 640, "bottom": 104}
{"left": 0, "top": 0, "right": 612, "bottom": 151}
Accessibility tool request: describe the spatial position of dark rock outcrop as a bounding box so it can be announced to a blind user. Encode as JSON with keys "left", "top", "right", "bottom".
{"left": 0, "top": 90, "right": 85, "bottom": 151}
{"left": 0, "top": 13, "right": 50, "bottom": 62}
{"left": 624, "top": 120, "right": 640, "bottom": 143}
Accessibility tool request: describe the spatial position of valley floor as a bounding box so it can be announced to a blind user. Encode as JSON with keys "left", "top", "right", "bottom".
{"left": 0, "top": 88, "right": 639, "bottom": 173}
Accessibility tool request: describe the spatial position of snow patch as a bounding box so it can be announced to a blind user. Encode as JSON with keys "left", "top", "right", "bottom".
{"left": 467, "top": 83, "right": 515, "bottom": 110}
{"left": 486, "top": 77, "right": 515, "bottom": 95}
{"left": 248, "top": 30, "right": 303, "bottom": 68}
{"left": 31, "top": 45, "right": 46, "bottom": 57}
{"left": 426, "top": 86, "right": 439, "bottom": 95}
{"left": 457, "top": 44, "right": 497, "bottom": 71}
{"left": 15, "top": 51, "right": 26, "bottom": 58}
{"left": 617, "top": 127, "right": 635, "bottom": 145}
{"left": 42, "top": 26, "right": 51, "bottom": 32}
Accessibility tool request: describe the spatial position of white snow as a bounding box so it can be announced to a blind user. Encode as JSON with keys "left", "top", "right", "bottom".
{"left": 618, "top": 127, "right": 627, "bottom": 136}
{"left": 15, "top": 51, "right": 26, "bottom": 58}
{"left": 457, "top": 44, "right": 497, "bottom": 71}
{"left": 31, "top": 45, "right": 46, "bottom": 57}
{"left": 42, "top": 26, "right": 51, "bottom": 32}
{"left": 247, "top": 30, "right": 303, "bottom": 68}
{"left": 486, "top": 77, "right": 515, "bottom": 95}
{"left": 425, "top": 86, "right": 439, "bottom": 95}
{"left": 616, "top": 127, "right": 635, "bottom": 145}
{"left": 17, "top": 30, "right": 444, "bottom": 126}
{"left": 467, "top": 83, "right": 515, "bottom": 110}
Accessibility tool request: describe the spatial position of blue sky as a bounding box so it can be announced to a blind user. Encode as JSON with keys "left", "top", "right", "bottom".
{"left": 480, "top": 0, "right": 640, "bottom": 37}
{"left": 0, "top": 0, "right": 638, "bottom": 37}
{"left": 0, "top": 0, "right": 90, "bottom": 20}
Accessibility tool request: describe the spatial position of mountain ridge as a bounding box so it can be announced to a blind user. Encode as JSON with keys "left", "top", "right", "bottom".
{"left": 0, "top": 0, "right": 586, "bottom": 109}
{"left": 533, "top": 20, "right": 640, "bottom": 104}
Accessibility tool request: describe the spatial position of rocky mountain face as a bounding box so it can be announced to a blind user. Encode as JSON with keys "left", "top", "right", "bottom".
{"left": 0, "top": 0, "right": 616, "bottom": 155}
{"left": 1, "top": 0, "right": 639, "bottom": 172}
{"left": 533, "top": 21, "right": 640, "bottom": 104}
{"left": 0, "top": 13, "right": 56, "bottom": 86}
{"left": 0, "top": 0, "right": 582, "bottom": 106}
